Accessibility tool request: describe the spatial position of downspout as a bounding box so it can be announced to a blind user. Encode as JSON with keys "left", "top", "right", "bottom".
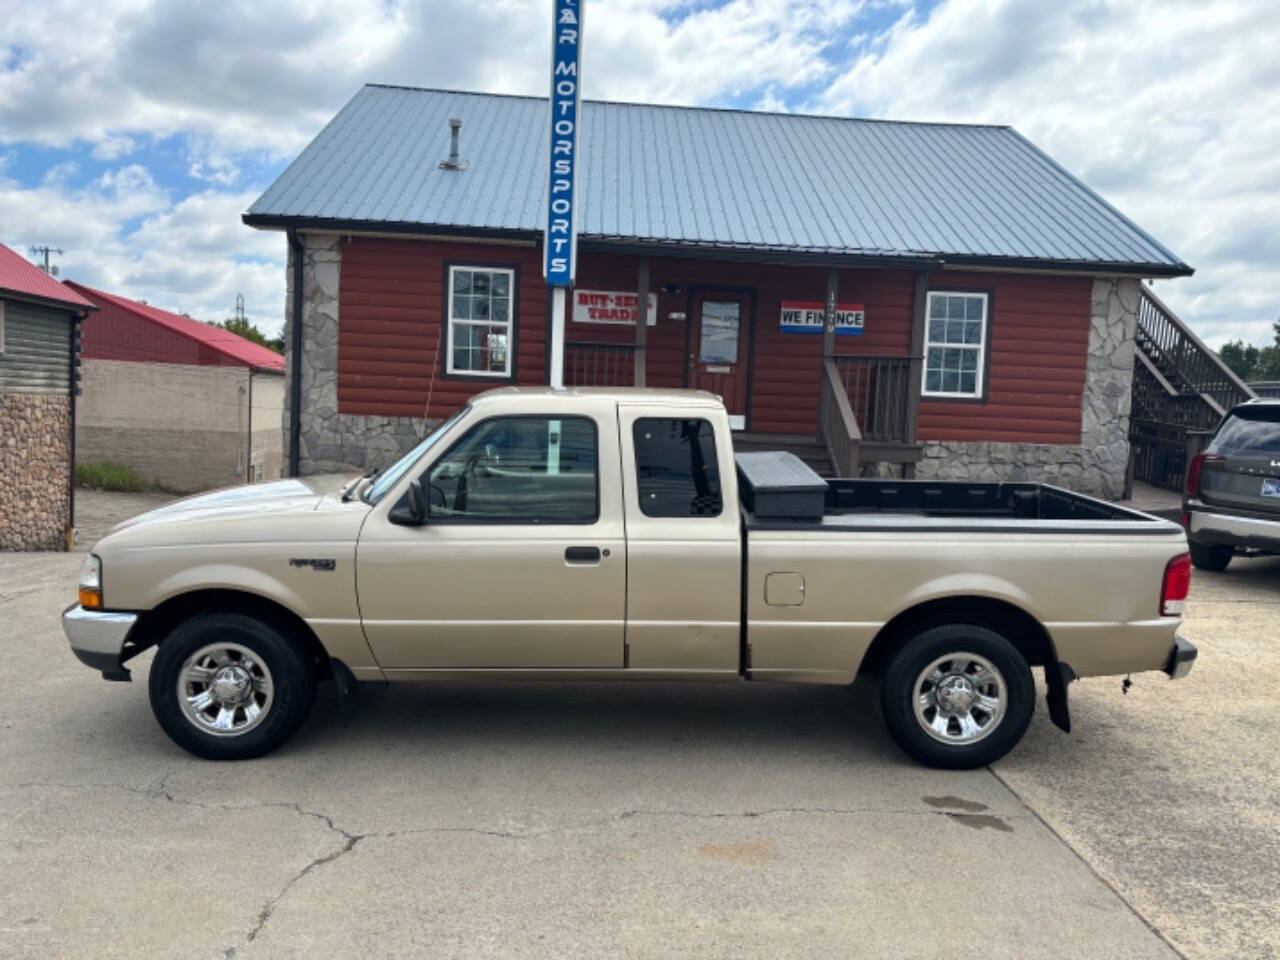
{"left": 287, "top": 229, "right": 304, "bottom": 477}
{"left": 68, "top": 310, "right": 85, "bottom": 550}
{"left": 245, "top": 366, "right": 254, "bottom": 484}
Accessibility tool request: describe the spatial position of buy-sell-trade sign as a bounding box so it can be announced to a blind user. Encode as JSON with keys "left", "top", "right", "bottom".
{"left": 543, "top": 0, "right": 583, "bottom": 287}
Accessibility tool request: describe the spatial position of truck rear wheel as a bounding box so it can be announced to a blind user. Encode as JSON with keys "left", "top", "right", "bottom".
{"left": 148, "top": 611, "right": 316, "bottom": 761}
{"left": 879, "top": 623, "right": 1034, "bottom": 769}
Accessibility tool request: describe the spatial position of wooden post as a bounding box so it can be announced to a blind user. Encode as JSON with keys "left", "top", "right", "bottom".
{"left": 904, "top": 269, "right": 929, "bottom": 478}
{"left": 634, "top": 258, "right": 649, "bottom": 388}
{"left": 823, "top": 267, "right": 838, "bottom": 358}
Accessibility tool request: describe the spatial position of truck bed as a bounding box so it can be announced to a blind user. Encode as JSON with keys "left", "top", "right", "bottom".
{"left": 735, "top": 451, "right": 1179, "bottom": 534}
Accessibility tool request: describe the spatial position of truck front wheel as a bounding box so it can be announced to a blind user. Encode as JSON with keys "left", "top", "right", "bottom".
{"left": 148, "top": 611, "right": 317, "bottom": 761}
{"left": 879, "top": 624, "right": 1034, "bottom": 769}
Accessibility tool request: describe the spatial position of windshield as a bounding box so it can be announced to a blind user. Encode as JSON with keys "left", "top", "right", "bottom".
{"left": 365, "top": 407, "right": 468, "bottom": 504}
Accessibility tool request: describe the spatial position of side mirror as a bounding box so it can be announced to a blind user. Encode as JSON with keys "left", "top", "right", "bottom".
{"left": 389, "top": 478, "right": 427, "bottom": 526}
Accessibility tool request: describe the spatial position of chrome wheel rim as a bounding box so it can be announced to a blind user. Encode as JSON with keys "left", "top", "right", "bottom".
{"left": 913, "top": 652, "right": 1006, "bottom": 746}
{"left": 177, "top": 642, "right": 274, "bottom": 737}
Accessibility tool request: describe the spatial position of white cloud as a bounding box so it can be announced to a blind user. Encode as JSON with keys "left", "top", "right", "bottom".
{"left": 812, "top": 0, "right": 1280, "bottom": 346}
{"left": 0, "top": 170, "right": 282, "bottom": 333}
{"left": 1, "top": 0, "right": 1277, "bottom": 347}
{"left": 90, "top": 134, "right": 137, "bottom": 161}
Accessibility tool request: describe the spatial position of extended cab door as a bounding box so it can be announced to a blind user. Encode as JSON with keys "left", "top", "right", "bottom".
{"left": 618, "top": 403, "right": 742, "bottom": 674}
{"left": 356, "top": 402, "right": 626, "bottom": 668}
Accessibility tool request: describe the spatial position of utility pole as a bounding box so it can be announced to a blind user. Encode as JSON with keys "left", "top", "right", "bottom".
{"left": 29, "top": 245, "right": 64, "bottom": 275}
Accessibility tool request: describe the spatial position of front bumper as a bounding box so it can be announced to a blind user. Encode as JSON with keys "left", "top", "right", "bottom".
{"left": 1163, "top": 635, "right": 1197, "bottom": 680}
{"left": 62, "top": 603, "right": 138, "bottom": 681}
{"left": 1187, "top": 504, "right": 1280, "bottom": 552}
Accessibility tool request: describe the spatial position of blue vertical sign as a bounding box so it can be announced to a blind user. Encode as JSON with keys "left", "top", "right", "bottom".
{"left": 543, "top": 0, "right": 582, "bottom": 287}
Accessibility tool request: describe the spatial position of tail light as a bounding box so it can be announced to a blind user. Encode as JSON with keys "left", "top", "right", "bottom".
{"left": 1161, "top": 553, "right": 1191, "bottom": 616}
{"left": 1186, "top": 453, "right": 1223, "bottom": 497}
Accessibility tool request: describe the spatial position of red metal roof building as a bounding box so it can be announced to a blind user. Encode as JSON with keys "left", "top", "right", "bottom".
{"left": 0, "top": 244, "right": 95, "bottom": 311}
{"left": 63, "top": 282, "right": 284, "bottom": 372}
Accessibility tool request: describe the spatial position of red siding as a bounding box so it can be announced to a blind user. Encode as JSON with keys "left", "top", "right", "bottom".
{"left": 81, "top": 297, "right": 242, "bottom": 367}
{"left": 336, "top": 237, "right": 546, "bottom": 418}
{"left": 336, "top": 239, "right": 1093, "bottom": 445}
{"left": 918, "top": 273, "right": 1093, "bottom": 445}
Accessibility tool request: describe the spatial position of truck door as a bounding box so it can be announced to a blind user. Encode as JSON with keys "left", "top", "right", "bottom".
{"left": 356, "top": 406, "right": 626, "bottom": 668}
{"left": 618, "top": 405, "right": 742, "bottom": 674}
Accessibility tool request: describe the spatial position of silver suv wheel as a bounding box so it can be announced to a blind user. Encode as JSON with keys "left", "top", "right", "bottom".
{"left": 177, "top": 641, "right": 275, "bottom": 737}
{"left": 912, "top": 651, "right": 1007, "bottom": 745}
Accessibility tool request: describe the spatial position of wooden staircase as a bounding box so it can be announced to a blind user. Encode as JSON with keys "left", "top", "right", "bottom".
{"left": 1129, "top": 287, "right": 1256, "bottom": 490}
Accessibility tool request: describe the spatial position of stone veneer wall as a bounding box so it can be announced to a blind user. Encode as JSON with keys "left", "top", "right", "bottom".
{"left": 913, "top": 277, "right": 1140, "bottom": 499}
{"left": 283, "top": 233, "right": 437, "bottom": 475}
{"left": 0, "top": 393, "right": 71, "bottom": 551}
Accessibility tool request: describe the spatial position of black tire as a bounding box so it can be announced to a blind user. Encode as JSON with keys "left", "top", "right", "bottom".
{"left": 149, "top": 611, "right": 316, "bottom": 760}
{"left": 879, "top": 623, "right": 1034, "bottom": 770}
{"left": 1189, "top": 541, "right": 1232, "bottom": 572}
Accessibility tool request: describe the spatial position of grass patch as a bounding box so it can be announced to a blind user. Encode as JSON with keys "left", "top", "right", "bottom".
{"left": 75, "top": 461, "right": 152, "bottom": 493}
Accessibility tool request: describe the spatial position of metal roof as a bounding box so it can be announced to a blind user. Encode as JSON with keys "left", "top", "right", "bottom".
{"left": 64, "top": 281, "right": 286, "bottom": 372}
{"left": 0, "top": 243, "right": 95, "bottom": 310}
{"left": 246, "top": 84, "right": 1192, "bottom": 276}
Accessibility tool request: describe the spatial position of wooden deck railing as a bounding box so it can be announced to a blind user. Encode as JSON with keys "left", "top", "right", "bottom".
{"left": 1130, "top": 288, "right": 1256, "bottom": 490}
{"left": 564, "top": 341, "right": 636, "bottom": 387}
{"left": 830, "top": 355, "right": 917, "bottom": 443}
{"left": 1135, "top": 287, "right": 1255, "bottom": 416}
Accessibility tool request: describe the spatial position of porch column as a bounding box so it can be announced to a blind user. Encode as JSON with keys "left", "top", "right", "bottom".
{"left": 634, "top": 258, "right": 649, "bottom": 387}
{"left": 823, "top": 267, "right": 838, "bottom": 358}
{"left": 904, "top": 269, "right": 928, "bottom": 477}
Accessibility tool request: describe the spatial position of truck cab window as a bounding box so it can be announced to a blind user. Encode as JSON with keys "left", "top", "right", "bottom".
{"left": 426, "top": 416, "right": 598, "bottom": 522}
{"left": 632, "top": 418, "right": 722, "bottom": 517}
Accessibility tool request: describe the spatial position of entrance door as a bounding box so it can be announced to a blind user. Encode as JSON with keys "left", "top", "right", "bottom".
{"left": 689, "top": 293, "right": 750, "bottom": 427}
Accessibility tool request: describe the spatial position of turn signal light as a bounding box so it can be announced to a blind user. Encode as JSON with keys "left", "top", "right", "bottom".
{"left": 78, "top": 587, "right": 102, "bottom": 609}
{"left": 1186, "top": 453, "right": 1223, "bottom": 497}
{"left": 1161, "top": 553, "right": 1191, "bottom": 617}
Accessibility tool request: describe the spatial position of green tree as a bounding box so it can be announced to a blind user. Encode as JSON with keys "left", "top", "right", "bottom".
{"left": 209, "top": 316, "right": 284, "bottom": 354}
{"left": 1219, "top": 339, "right": 1259, "bottom": 379}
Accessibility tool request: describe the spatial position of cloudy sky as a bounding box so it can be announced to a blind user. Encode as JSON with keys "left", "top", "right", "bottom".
{"left": 1, "top": 0, "right": 1276, "bottom": 345}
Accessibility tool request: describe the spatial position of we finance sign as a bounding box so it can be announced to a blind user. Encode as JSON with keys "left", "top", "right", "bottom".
{"left": 543, "top": 0, "right": 583, "bottom": 287}
{"left": 779, "top": 301, "right": 865, "bottom": 335}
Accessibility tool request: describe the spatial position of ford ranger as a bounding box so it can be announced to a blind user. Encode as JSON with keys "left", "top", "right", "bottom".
{"left": 62, "top": 388, "right": 1197, "bottom": 768}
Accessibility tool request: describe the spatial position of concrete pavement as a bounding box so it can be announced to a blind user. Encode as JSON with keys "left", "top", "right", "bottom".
{"left": 1, "top": 492, "right": 1276, "bottom": 959}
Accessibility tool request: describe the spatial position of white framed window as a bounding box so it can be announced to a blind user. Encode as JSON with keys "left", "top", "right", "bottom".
{"left": 0, "top": 300, "right": 6, "bottom": 354}
{"left": 447, "top": 266, "right": 514, "bottom": 377}
{"left": 922, "top": 291, "right": 988, "bottom": 399}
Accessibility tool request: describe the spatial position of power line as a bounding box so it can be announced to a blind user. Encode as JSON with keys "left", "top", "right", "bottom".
{"left": 29, "top": 245, "right": 64, "bottom": 276}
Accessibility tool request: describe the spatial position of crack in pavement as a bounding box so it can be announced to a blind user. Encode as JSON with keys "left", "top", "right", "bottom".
{"left": 8, "top": 780, "right": 1033, "bottom": 955}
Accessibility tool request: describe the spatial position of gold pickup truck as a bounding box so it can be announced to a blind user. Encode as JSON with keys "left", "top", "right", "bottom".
{"left": 62, "top": 387, "right": 1196, "bottom": 768}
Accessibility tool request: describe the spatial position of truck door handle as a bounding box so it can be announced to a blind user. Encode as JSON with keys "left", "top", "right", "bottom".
{"left": 564, "top": 546, "right": 601, "bottom": 564}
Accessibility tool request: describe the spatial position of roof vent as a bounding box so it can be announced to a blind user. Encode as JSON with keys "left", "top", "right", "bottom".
{"left": 440, "top": 118, "right": 468, "bottom": 171}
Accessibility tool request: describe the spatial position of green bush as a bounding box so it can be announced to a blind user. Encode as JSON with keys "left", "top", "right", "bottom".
{"left": 75, "top": 461, "right": 152, "bottom": 493}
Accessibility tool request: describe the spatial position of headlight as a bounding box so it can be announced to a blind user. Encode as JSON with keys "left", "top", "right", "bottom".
{"left": 78, "top": 555, "right": 102, "bottom": 609}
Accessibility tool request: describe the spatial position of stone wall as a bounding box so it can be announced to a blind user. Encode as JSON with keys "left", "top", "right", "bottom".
{"left": 1, "top": 393, "right": 71, "bottom": 551}
{"left": 283, "top": 233, "right": 437, "bottom": 475}
{"left": 913, "top": 277, "right": 1140, "bottom": 499}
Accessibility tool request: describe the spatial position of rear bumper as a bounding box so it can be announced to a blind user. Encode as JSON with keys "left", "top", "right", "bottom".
{"left": 1186, "top": 503, "right": 1280, "bottom": 552}
{"left": 1163, "top": 635, "right": 1197, "bottom": 680}
{"left": 62, "top": 603, "right": 138, "bottom": 680}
